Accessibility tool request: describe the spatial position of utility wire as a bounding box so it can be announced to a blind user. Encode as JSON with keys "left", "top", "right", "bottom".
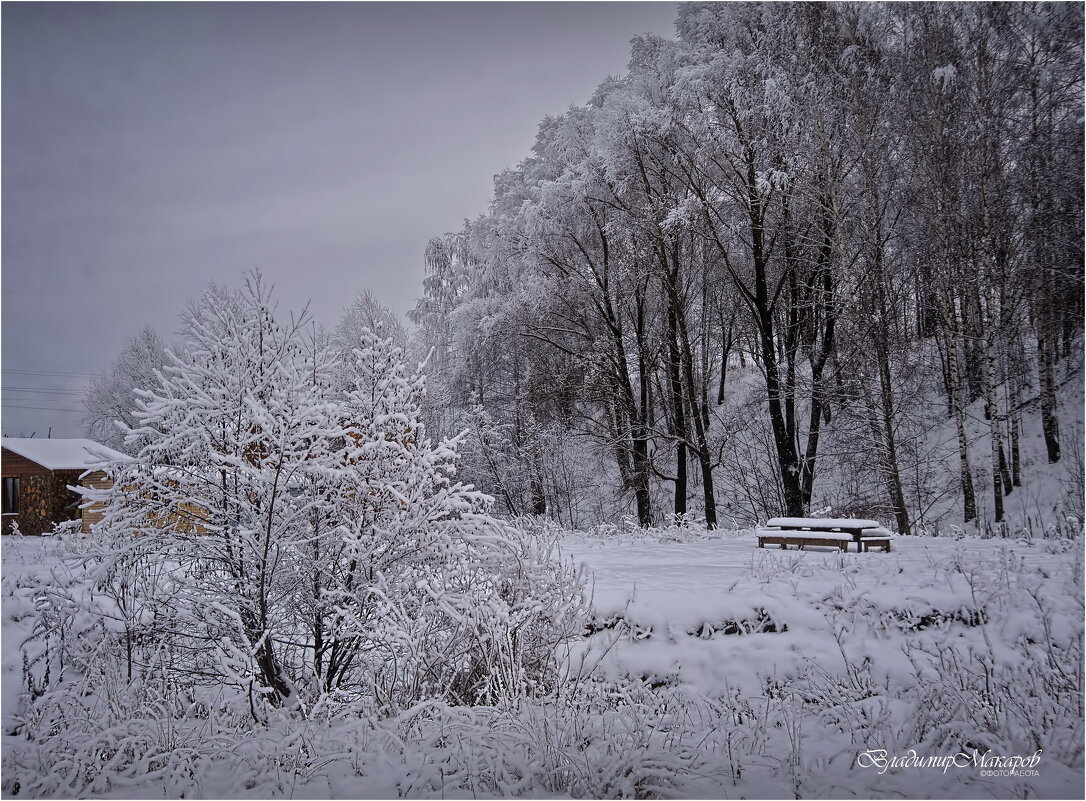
{"left": 3, "top": 387, "right": 86, "bottom": 395}
{"left": 1, "top": 369, "right": 95, "bottom": 379}
{"left": 3, "top": 403, "right": 84, "bottom": 413}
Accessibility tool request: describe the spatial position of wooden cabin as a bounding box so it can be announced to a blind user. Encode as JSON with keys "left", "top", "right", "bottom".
{"left": 1, "top": 438, "right": 128, "bottom": 535}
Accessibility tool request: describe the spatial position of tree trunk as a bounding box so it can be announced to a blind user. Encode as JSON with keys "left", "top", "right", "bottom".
{"left": 608, "top": 400, "right": 633, "bottom": 486}
{"left": 799, "top": 207, "right": 837, "bottom": 509}
{"left": 983, "top": 332, "right": 1005, "bottom": 523}
{"left": 1039, "top": 331, "right": 1061, "bottom": 463}
{"left": 674, "top": 290, "right": 718, "bottom": 529}
{"left": 632, "top": 296, "right": 654, "bottom": 526}
{"left": 962, "top": 289, "right": 987, "bottom": 405}
{"left": 760, "top": 317, "right": 805, "bottom": 517}
{"left": 666, "top": 301, "right": 688, "bottom": 518}
{"left": 716, "top": 316, "right": 735, "bottom": 405}
{"left": 861, "top": 376, "right": 908, "bottom": 532}
{"left": 944, "top": 330, "right": 977, "bottom": 523}
{"left": 1008, "top": 346, "right": 1023, "bottom": 487}
{"left": 681, "top": 345, "right": 717, "bottom": 528}
{"left": 875, "top": 333, "right": 911, "bottom": 535}
{"left": 746, "top": 162, "right": 804, "bottom": 517}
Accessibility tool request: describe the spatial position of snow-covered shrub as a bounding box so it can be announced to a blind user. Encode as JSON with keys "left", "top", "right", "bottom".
{"left": 6, "top": 677, "right": 708, "bottom": 799}
{"left": 364, "top": 681, "right": 718, "bottom": 798}
{"left": 49, "top": 519, "right": 82, "bottom": 538}
{"left": 14, "top": 274, "right": 586, "bottom": 736}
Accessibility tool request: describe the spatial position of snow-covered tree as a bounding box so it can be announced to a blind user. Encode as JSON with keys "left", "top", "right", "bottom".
{"left": 335, "top": 289, "right": 407, "bottom": 358}
{"left": 411, "top": 1, "right": 1082, "bottom": 530}
{"left": 82, "top": 326, "right": 170, "bottom": 453}
{"left": 76, "top": 272, "right": 585, "bottom": 713}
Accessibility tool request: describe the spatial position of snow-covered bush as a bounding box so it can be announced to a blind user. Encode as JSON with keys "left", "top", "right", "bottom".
{"left": 14, "top": 274, "right": 586, "bottom": 740}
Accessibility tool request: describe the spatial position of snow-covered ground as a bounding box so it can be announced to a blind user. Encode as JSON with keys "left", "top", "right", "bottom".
{"left": 561, "top": 528, "right": 1084, "bottom": 798}
{"left": 1, "top": 534, "right": 66, "bottom": 739}
{"left": 563, "top": 530, "right": 1073, "bottom": 692}
{"left": 3, "top": 528, "right": 1083, "bottom": 798}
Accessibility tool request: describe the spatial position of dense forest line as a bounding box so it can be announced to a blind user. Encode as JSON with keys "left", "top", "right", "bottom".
{"left": 406, "top": 2, "right": 1084, "bottom": 531}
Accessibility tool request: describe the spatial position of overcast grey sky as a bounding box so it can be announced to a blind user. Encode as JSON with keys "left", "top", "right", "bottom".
{"left": 2, "top": 1, "right": 678, "bottom": 438}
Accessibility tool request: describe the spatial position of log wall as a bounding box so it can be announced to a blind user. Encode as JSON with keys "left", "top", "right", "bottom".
{"left": 2, "top": 449, "right": 90, "bottom": 535}
{"left": 81, "top": 471, "right": 113, "bottom": 533}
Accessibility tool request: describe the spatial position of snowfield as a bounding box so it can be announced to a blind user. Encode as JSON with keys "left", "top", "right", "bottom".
{"left": 562, "top": 530, "right": 1079, "bottom": 693}
{"left": 3, "top": 528, "right": 1084, "bottom": 799}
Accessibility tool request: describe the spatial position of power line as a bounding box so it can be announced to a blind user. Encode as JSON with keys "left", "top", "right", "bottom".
{"left": 3, "top": 387, "right": 86, "bottom": 395}
{"left": 1, "top": 369, "right": 95, "bottom": 379}
{"left": 3, "top": 403, "right": 84, "bottom": 413}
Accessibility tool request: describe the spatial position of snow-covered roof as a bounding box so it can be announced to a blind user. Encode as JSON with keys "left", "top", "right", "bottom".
{"left": 1, "top": 438, "right": 130, "bottom": 471}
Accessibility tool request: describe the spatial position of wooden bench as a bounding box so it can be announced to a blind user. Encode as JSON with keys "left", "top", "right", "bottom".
{"left": 756, "top": 529, "right": 852, "bottom": 552}
{"left": 757, "top": 517, "right": 893, "bottom": 553}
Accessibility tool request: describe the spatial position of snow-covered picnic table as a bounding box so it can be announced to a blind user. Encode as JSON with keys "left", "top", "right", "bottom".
{"left": 757, "top": 517, "right": 893, "bottom": 552}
